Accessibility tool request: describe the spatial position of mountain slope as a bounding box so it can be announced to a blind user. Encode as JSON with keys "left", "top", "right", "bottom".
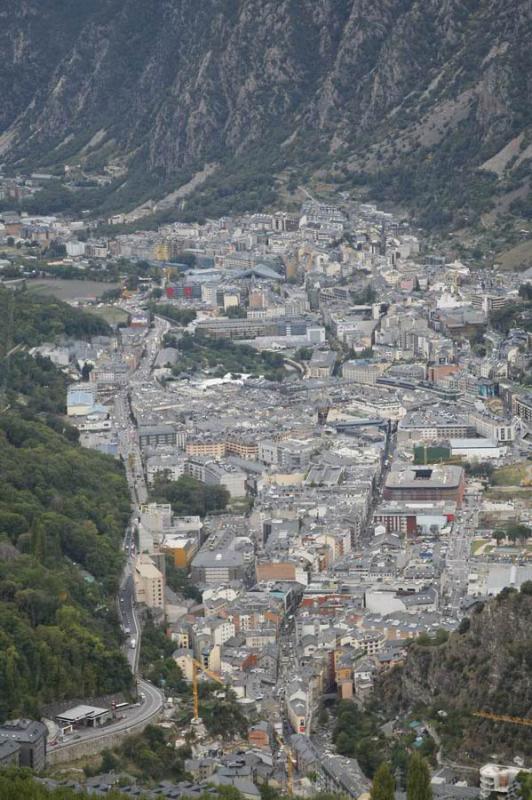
{"left": 0, "top": 287, "right": 131, "bottom": 719}
{"left": 1, "top": 0, "right": 531, "bottom": 228}
{"left": 377, "top": 587, "right": 532, "bottom": 762}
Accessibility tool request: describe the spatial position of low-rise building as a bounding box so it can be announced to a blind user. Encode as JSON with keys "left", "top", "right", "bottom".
{"left": 0, "top": 719, "right": 47, "bottom": 771}
{"left": 307, "top": 350, "right": 336, "bottom": 379}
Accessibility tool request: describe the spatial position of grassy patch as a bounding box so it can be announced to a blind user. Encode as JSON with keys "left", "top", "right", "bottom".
{"left": 491, "top": 463, "right": 530, "bottom": 486}
{"left": 471, "top": 540, "right": 486, "bottom": 555}
{"left": 89, "top": 304, "right": 129, "bottom": 326}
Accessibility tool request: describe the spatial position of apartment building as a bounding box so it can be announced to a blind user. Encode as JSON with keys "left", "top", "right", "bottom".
{"left": 342, "top": 359, "right": 388, "bottom": 384}
{"left": 468, "top": 410, "right": 516, "bottom": 443}
{"left": 134, "top": 554, "right": 165, "bottom": 610}
{"left": 186, "top": 438, "right": 226, "bottom": 458}
{"left": 140, "top": 424, "right": 186, "bottom": 450}
{"left": 512, "top": 393, "right": 532, "bottom": 424}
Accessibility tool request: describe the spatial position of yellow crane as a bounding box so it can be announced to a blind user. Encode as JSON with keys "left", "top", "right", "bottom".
{"left": 192, "top": 658, "right": 225, "bottom": 722}
{"left": 274, "top": 730, "right": 294, "bottom": 795}
{"left": 473, "top": 711, "right": 532, "bottom": 727}
{"left": 287, "top": 748, "right": 294, "bottom": 796}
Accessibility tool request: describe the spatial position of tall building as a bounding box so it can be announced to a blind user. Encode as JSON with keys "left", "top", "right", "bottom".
{"left": 134, "top": 554, "right": 165, "bottom": 610}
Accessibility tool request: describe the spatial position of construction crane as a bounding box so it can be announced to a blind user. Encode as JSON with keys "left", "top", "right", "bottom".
{"left": 192, "top": 659, "right": 225, "bottom": 722}
{"left": 473, "top": 711, "right": 532, "bottom": 727}
{"left": 274, "top": 730, "right": 295, "bottom": 795}
{"left": 286, "top": 748, "right": 294, "bottom": 796}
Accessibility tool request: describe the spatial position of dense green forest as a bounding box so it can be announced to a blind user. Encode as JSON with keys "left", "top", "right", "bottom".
{"left": 0, "top": 352, "right": 69, "bottom": 415}
{"left": 150, "top": 475, "right": 229, "bottom": 517}
{"left": 150, "top": 304, "right": 196, "bottom": 326}
{"left": 0, "top": 287, "right": 111, "bottom": 349}
{"left": 0, "top": 412, "right": 132, "bottom": 719}
{"left": 0, "top": 287, "right": 132, "bottom": 720}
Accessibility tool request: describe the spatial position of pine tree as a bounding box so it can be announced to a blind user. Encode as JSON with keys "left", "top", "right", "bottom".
{"left": 371, "top": 762, "right": 396, "bottom": 800}
{"left": 407, "top": 752, "right": 433, "bottom": 800}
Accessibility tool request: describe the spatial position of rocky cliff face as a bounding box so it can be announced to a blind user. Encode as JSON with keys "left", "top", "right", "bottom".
{"left": 378, "top": 588, "right": 532, "bottom": 761}
{"left": 1, "top": 0, "right": 531, "bottom": 221}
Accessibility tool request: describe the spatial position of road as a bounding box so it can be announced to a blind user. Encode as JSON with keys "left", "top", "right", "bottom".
{"left": 114, "top": 314, "right": 170, "bottom": 669}
{"left": 442, "top": 498, "right": 479, "bottom": 615}
{"left": 51, "top": 313, "right": 169, "bottom": 754}
{"left": 48, "top": 678, "right": 163, "bottom": 755}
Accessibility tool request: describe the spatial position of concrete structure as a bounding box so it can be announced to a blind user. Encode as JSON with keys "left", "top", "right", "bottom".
{"left": 373, "top": 500, "right": 455, "bottom": 535}
{"left": 449, "top": 438, "right": 504, "bottom": 460}
{"left": 468, "top": 410, "right": 516, "bottom": 444}
{"left": 190, "top": 533, "right": 254, "bottom": 586}
{"left": 0, "top": 719, "right": 47, "bottom": 771}
{"left": 134, "top": 554, "right": 165, "bottom": 610}
{"left": 512, "top": 393, "right": 532, "bottom": 424}
{"left": 307, "top": 349, "right": 336, "bottom": 379}
{"left": 383, "top": 465, "right": 465, "bottom": 506}
{"left": 479, "top": 763, "right": 530, "bottom": 799}
{"left": 139, "top": 424, "right": 184, "bottom": 449}
{"left": 162, "top": 534, "right": 199, "bottom": 568}
{"left": 204, "top": 461, "right": 248, "bottom": 498}
{"left": 56, "top": 705, "right": 113, "bottom": 729}
{"left": 66, "top": 384, "right": 98, "bottom": 416}
{"left": 0, "top": 739, "right": 20, "bottom": 767}
{"left": 342, "top": 359, "right": 388, "bottom": 384}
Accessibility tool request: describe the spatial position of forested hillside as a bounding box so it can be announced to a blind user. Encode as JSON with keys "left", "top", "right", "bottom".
{"left": 0, "top": 286, "right": 111, "bottom": 416}
{"left": 376, "top": 585, "right": 532, "bottom": 762}
{"left": 0, "top": 287, "right": 111, "bottom": 348}
{"left": 0, "top": 290, "right": 131, "bottom": 720}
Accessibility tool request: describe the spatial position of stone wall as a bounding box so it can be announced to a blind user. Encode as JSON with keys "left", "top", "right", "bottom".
{"left": 47, "top": 713, "right": 160, "bottom": 765}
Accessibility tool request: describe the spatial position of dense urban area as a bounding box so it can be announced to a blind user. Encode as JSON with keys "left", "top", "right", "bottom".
{"left": 0, "top": 175, "right": 531, "bottom": 800}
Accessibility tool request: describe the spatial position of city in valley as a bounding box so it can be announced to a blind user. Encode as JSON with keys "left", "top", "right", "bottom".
{"left": 0, "top": 187, "right": 531, "bottom": 799}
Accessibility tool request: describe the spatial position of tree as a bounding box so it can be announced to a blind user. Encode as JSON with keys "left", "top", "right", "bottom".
{"left": 295, "top": 347, "right": 312, "bottom": 362}
{"left": 81, "top": 362, "right": 93, "bottom": 381}
{"left": 371, "top": 762, "right": 396, "bottom": 800}
{"left": 151, "top": 474, "right": 229, "bottom": 517}
{"left": 506, "top": 523, "right": 531, "bottom": 543}
{"left": 517, "top": 771, "right": 532, "bottom": 800}
{"left": 407, "top": 753, "right": 432, "bottom": 800}
{"left": 223, "top": 305, "right": 247, "bottom": 318}
{"left": 46, "top": 240, "right": 67, "bottom": 258}
{"left": 493, "top": 529, "right": 505, "bottom": 545}
{"left": 335, "top": 731, "right": 354, "bottom": 756}
{"left": 100, "top": 748, "right": 119, "bottom": 772}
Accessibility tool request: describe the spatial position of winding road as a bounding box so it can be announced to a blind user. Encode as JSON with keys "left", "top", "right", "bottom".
{"left": 50, "top": 314, "right": 169, "bottom": 757}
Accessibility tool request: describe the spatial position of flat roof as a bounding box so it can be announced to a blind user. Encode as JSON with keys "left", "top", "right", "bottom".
{"left": 449, "top": 438, "right": 498, "bottom": 448}
{"left": 386, "top": 465, "right": 463, "bottom": 489}
{"left": 56, "top": 705, "right": 109, "bottom": 722}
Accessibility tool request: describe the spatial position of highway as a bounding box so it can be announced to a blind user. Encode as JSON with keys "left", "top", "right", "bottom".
{"left": 51, "top": 312, "right": 169, "bottom": 755}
